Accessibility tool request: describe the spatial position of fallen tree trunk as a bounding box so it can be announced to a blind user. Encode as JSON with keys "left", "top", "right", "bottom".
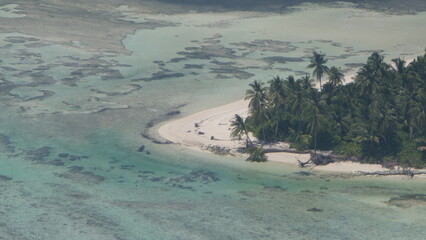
{"left": 360, "top": 170, "right": 426, "bottom": 178}
{"left": 263, "top": 148, "right": 310, "bottom": 154}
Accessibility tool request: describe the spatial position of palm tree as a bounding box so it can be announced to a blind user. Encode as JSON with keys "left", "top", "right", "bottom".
{"left": 268, "top": 76, "right": 286, "bottom": 106}
{"left": 355, "top": 64, "right": 381, "bottom": 98}
{"left": 307, "top": 51, "right": 329, "bottom": 89}
{"left": 367, "top": 52, "right": 390, "bottom": 77}
{"left": 410, "top": 102, "right": 426, "bottom": 138}
{"left": 327, "top": 66, "right": 345, "bottom": 87}
{"left": 267, "top": 76, "right": 286, "bottom": 137}
{"left": 399, "top": 88, "right": 417, "bottom": 140}
{"left": 392, "top": 57, "right": 406, "bottom": 74}
{"left": 245, "top": 80, "right": 267, "bottom": 116}
{"left": 287, "top": 75, "right": 295, "bottom": 86}
{"left": 300, "top": 74, "right": 314, "bottom": 91}
{"left": 245, "top": 80, "right": 269, "bottom": 139}
{"left": 302, "top": 91, "right": 324, "bottom": 155}
{"left": 230, "top": 114, "right": 252, "bottom": 147}
{"left": 287, "top": 79, "right": 303, "bottom": 134}
{"left": 286, "top": 75, "right": 315, "bottom": 135}
{"left": 370, "top": 100, "right": 397, "bottom": 149}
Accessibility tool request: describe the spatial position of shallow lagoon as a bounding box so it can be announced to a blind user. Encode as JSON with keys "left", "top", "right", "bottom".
{"left": 1, "top": 2, "right": 426, "bottom": 239}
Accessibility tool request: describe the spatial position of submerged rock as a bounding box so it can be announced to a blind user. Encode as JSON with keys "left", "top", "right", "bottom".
{"left": 47, "top": 159, "right": 64, "bottom": 166}
{"left": 58, "top": 153, "right": 88, "bottom": 161}
{"left": 170, "top": 183, "right": 194, "bottom": 191}
{"left": 150, "top": 176, "right": 166, "bottom": 182}
{"left": 307, "top": 207, "right": 324, "bottom": 212}
{"left": 263, "top": 185, "right": 287, "bottom": 192}
{"left": 120, "top": 165, "right": 135, "bottom": 170}
{"left": 165, "top": 169, "right": 220, "bottom": 190}
{"left": 386, "top": 194, "right": 426, "bottom": 208}
{"left": 58, "top": 153, "right": 69, "bottom": 158}
{"left": 166, "top": 110, "right": 181, "bottom": 116}
{"left": 59, "top": 170, "right": 105, "bottom": 184}
{"left": 0, "top": 175, "right": 12, "bottom": 181}
{"left": 68, "top": 166, "right": 84, "bottom": 172}
{"left": 168, "top": 176, "right": 195, "bottom": 183}
{"left": 25, "top": 146, "right": 52, "bottom": 162}
{"left": 294, "top": 171, "right": 314, "bottom": 176}
{"left": 0, "top": 134, "right": 15, "bottom": 152}
{"left": 138, "top": 145, "right": 145, "bottom": 152}
{"left": 189, "top": 170, "right": 220, "bottom": 183}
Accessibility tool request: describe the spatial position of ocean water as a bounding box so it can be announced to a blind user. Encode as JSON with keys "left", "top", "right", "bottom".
{"left": 1, "top": 2, "right": 426, "bottom": 239}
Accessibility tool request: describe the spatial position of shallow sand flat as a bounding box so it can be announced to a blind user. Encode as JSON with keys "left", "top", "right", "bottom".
{"left": 0, "top": 4, "right": 26, "bottom": 18}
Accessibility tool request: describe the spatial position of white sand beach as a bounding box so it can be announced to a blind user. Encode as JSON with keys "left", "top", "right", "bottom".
{"left": 158, "top": 99, "right": 392, "bottom": 173}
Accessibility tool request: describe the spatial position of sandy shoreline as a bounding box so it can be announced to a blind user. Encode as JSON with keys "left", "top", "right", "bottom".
{"left": 158, "top": 99, "right": 395, "bottom": 174}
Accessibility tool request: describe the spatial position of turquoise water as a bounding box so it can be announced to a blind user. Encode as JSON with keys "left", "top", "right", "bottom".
{"left": 1, "top": 3, "right": 426, "bottom": 239}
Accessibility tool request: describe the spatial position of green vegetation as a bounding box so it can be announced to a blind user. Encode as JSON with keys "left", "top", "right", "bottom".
{"left": 244, "top": 146, "right": 267, "bottom": 162}
{"left": 230, "top": 113, "right": 268, "bottom": 162}
{"left": 230, "top": 114, "right": 253, "bottom": 147}
{"left": 307, "top": 51, "right": 329, "bottom": 89}
{"left": 235, "top": 52, "right": 426, "bottom": 168}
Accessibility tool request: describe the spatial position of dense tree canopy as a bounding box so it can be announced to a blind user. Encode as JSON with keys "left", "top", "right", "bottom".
{"left": 241, "top": 52, "right": 426, "bottom": 168}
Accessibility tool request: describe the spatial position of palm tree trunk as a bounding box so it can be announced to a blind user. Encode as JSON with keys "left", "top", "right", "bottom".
{"left": 314, "top": 133, "right": 317, "bottom": 155}
{"left": 298, "top": 119, "right": 301, "bottom": 133}
{"left": 297, "top": 109, "right": 302, "bottom": 135}
{"left": 245, "top": 131, "right": 253, "bottom": 147}
{"left": 275, "top": 120, "right": 279, "bottom": 137}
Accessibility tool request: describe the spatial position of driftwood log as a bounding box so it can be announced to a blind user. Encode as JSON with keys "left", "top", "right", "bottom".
{"left": 310, "top": 153, "right": 335, "bottom": 166}
{"left": 296, "top": 158, "right": 312, "bottom": 168}
{"left": 361, "top": 169, "right": 426, "bottom": 178}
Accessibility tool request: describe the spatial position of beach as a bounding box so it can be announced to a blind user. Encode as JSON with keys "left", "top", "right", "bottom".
{"left": 158, "top": 99, "right": 393, "bottom": 173}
